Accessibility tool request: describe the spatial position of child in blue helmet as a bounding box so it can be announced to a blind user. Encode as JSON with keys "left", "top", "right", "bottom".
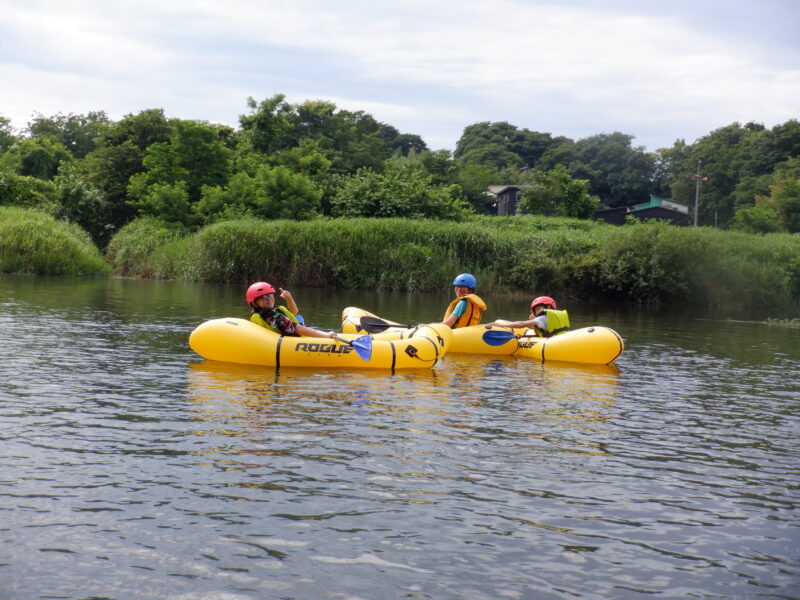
{"left": 442, "top": 273, "right": 487, "bottom": 328}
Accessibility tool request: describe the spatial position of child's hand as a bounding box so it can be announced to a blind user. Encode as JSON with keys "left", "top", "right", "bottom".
{"left": 279, "top": 288, "right": 292, "bottom": 300}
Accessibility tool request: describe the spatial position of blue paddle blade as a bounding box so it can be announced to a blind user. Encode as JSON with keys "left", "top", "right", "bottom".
{"left": 333, "top": 335, "right": 373, "bottom": 361}
{"left": 349, "top": 335, "right": 373, "bottom": 361}
{"left": 481, "top": 329, "right": 517, "bottom": 346}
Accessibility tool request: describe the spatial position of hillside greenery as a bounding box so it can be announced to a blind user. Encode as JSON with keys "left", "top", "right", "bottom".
{"left": 1, "top": 101, "right": 799, "bottom": 251}
{"left": 1, "top": 99, "right": 798, "bottom": 311}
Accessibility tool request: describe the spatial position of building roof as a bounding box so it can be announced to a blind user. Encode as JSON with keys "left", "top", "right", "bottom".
{"left": 486, "top": 184, "right": 531, "bottom": 196}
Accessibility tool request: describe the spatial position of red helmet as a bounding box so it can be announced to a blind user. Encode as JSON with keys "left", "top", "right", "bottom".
{"left": 531, "top": 296, "right": 556, "bottom": 310}
{"left": 246, "top": 281, "right": 276, "bottom": 303}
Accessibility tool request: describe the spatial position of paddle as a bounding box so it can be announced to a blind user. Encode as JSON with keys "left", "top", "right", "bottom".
{"left": 481, "top": 329, "right": 539, "bottom": 346}
{"left": 332, "top": 335, "right": 373, "bottom": 361}
{"left": 357, "top": 316, "right": 413, "bottom": 333}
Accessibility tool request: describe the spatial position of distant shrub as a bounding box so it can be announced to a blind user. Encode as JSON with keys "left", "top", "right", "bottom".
{"left": 0, "top": 207, "right": 110, "bottom": 276}
{"left": 105, "top": 217, "right": 186, "bottom": 276}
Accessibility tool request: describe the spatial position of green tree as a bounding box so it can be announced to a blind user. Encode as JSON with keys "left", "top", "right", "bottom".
{"left": 0, "top": 137, "right": 73, "bottom": 180}
{"left": 730, "top": 205, "right": 782, "bottom": 233}
{"left": 456, "top": 161, "right": 502, "bottom": 214}
{"left": 80, "top": 109, "right": 173, "bottom": 232}
{"left": 0, "top": 116, "right": 17, "bottom": 154}
{"left": 455, "top": 121, "right": 554, "bottom": 169}
{"left": 732, "top": 173, "right": 773, "bottom": 210}
{"left": 518, "top": 164, "right": 600, "bottom": 218}
{"left": 271, "top": 138, "right": 332, "bottom": 178}
{"left": 379, "top": 123, "right": 428, "bottom": 156}
{"left": 670, "top": 122, "right": 763, "bottom": 227}
{"left": 731, "top": 157, "right": 800, "bottom": 233}
{"left": 239, "top": 95, "right": 293, "bottom": 155}
{"left": 418, "top": 150, "right": 458, "bottom": 186}
{"left": 458, "top": 142, "right": 522, "bottom": 170}
{"left": 571, "top": 132, "right": 654, "bottom": 208}
{"left": 763, "top": 174, "right": 800, "bottom": 233}
{"left": 54, "top": 164, "right": 110, "bottom": 245}
{"left": 127, "top": 119, "right": 232, "bottom": 223}
{"left": 287, "top": 100, "right": 391, "bottom": 173}
{"left": 102, "top": 108, "right": 172, "bottom": 150}
{"left": 195, "top": 165, "right": 321, "bottom": 222}
{"left": 239, "top": 96, "right": 393, "bottom": 174}
{"left": 536, "top": 136, "right": 582, "bottom": 172}
{"left": 740, "top": 119, "right": 800, "bottom": 177}
{"left": 651, "top": 140, "right": 690, "bottom": 198}
{"left": 0, "top": 171, "right": 59, "bottom": 211}
{"left": 26, "top": 111, "right": 111, "bottom": 159}
{"left": 331, "top": 163, "right": 468, "bottom": 219}
{"left": 133, "top": 182, "right": 194, "bottom": 226}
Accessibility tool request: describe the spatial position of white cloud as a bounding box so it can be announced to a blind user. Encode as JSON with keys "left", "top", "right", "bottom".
{"left": 1, "top": 0, "right": 798, "bottom": 150}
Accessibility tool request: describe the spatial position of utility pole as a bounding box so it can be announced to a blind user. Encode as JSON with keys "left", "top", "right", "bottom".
{"left": 691, "top": 160, "right": 707, "bottom": 227}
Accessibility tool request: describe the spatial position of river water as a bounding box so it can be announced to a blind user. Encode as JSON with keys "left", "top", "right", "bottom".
{"left": 1, "top": 274, "right": 798, "bottom": 600}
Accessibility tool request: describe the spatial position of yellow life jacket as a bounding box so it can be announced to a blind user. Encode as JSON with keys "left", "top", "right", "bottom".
{"left": 443, "top": 294, "right": 487, "bottom": 328}
{"left": 250, "top": 306, "right": 299, "bottom": 333}
{"left": 534, "top": 309, "right": 571, "bottom": 338}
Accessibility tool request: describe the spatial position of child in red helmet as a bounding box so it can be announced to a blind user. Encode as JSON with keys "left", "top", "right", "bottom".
{"left": 485, "top": 296, "right": 570, "bottom": 338}
{"left": 246, "top": 282, "right": 336, "bottom": 338}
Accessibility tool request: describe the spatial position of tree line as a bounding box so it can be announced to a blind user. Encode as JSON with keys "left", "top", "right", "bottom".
{"left": 1, "top": 94, "right": 798, "bottom": 249}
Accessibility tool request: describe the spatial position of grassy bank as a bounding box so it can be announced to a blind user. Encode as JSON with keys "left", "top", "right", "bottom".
{"left": 0, "top": 207, "right": 111, "bottom": 276}
{"left": 105, "top": 215, "right": 800, "bottom": 310}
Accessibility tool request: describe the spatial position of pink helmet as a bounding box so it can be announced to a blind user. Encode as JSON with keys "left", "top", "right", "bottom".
{"left": 246, "top": 281, "right": 276, "bottom": 304}
{"left": 530, "top": 296, "right": 556, "bottom": 310}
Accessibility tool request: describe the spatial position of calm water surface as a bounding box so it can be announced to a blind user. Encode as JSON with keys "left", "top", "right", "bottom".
{"left": 1, "top": 275, "right": 798, "bottom": 600}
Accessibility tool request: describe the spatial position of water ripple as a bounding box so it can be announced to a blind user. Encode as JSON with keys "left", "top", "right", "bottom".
{"left": 2, "top": 277, "right": 798, "bottom": 599}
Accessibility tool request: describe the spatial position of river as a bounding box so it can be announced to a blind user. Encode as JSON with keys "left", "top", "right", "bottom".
{"left": 1, "top": 274, "right": 798, "bottom": 599}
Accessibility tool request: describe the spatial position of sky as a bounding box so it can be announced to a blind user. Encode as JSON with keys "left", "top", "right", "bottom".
{"left": 1, "top": 0, "right": 798, "bottom": 152}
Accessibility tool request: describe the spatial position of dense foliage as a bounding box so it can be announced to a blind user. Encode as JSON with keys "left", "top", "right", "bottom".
{"left": 2, "top": 98, "right": 798, "bottom": 247}
{"left": 103, "top": 215, "right": 800, "bottom": 311}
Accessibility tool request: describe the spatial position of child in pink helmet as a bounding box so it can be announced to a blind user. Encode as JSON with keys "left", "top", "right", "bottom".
{"left": 246, "top": 282, "right": 335, "bottom": 338}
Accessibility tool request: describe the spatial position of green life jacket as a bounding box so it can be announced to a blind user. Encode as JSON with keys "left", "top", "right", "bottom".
{"left": 535, "top": 309, "right": 571, "bottom": 338}
{"left": 250, "top": 305, "right": 299, "bottom": 333}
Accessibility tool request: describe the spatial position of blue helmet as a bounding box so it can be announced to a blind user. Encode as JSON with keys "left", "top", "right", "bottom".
{"left": 452, "top": 273, "right": 477, "bottom": 289}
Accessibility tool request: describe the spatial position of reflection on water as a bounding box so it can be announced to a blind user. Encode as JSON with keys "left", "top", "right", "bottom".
{"left": 186, "top": 357, "right": 620, "bottom": 445}
{"left": 2, "top": 274, "right": 799, "bottom": 600}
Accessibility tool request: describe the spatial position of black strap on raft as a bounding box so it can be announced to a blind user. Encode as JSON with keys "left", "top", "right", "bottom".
{"left": 275, "top": 335, "right": 283, "bottom": 370}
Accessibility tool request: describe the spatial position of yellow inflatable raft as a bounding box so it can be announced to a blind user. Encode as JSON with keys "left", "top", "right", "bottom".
{"left": 341, "top": 307, "right": 623, "bottom": 365}
{"left": 189, "top": 317, "right": 452, "bottom": 370}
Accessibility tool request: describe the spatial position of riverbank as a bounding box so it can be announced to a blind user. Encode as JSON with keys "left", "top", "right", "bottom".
{"left": 2, "top": 208, "right": 799, "bottom": 311}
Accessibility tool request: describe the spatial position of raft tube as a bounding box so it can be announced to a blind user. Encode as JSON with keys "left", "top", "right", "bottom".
{"left": 341, "top": 307, "right": 624, "bottom": 365}
{"left": 505, "top": 325, "right": 623, "bottom": 364}
{"left": 189, "top": 317, "right": 452, "bottom": 370}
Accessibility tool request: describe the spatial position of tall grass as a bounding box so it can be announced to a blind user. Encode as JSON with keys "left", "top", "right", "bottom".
{"left": 106, "top": 215, "right": 800, "bottom": 311}
{"left": 105, "top": 217, "right": 186, "bottom": 277}
{"left": 0, "top": 207, "right": 110, "bottom": 276}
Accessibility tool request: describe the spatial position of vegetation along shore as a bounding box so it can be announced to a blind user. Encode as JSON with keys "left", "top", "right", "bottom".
{"left": 3, "top": 208, "right": 798, "bottom": 312}
{"left": 1, "top": 96, "right": 798, "bottom": 312}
